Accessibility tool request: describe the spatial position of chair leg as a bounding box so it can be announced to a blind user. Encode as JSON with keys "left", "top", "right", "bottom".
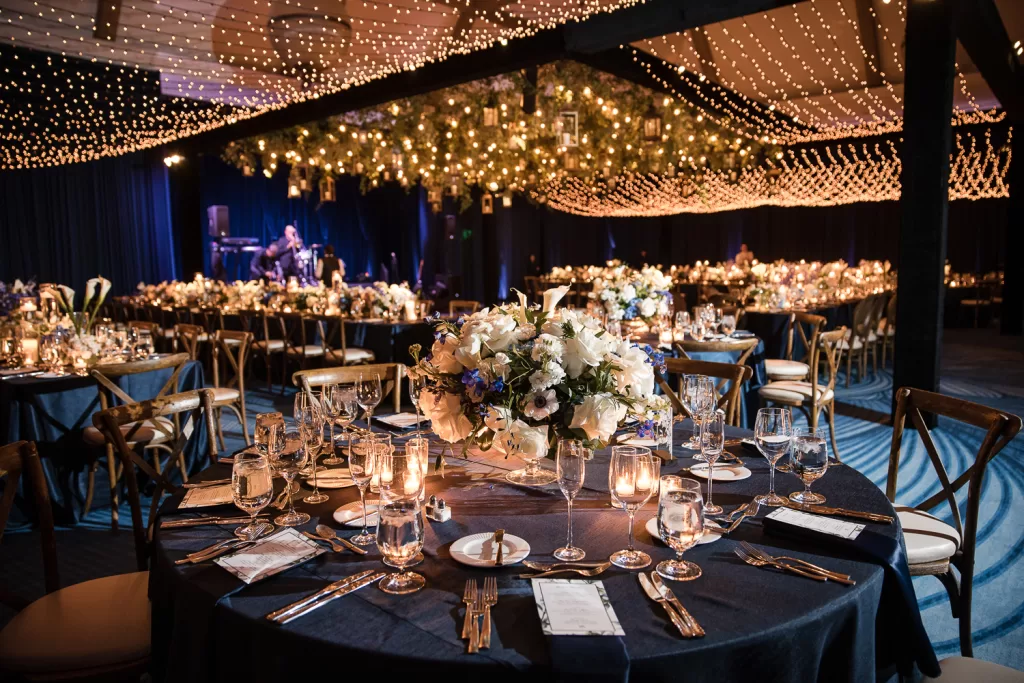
{"left": 871, "top": 343, "right": 878, "bottom": 377}
{"left": 280, "top": 354, "right": 288, "bottom": 395}
{"left": 106, "top": 447, "right": 119, "bottom": 531}
{"left": 83, "top": 461, "right": 98, "bottom": 518}
{"left": 845, "top": 348, "right": 852, "bottom": 388}
{"left": 265, "top": 355, "right": 273, "bottom": 392}
{"left": 237, "top": 398, "right": 250, "bottom": 445}
{"left": 215, "top": 407, "right": 227, "bottom": 452}
{"left": 826, "top": 402, "right": 841, "bottom": 463}
{"left": 858, "top": 347, "right": 866, "bottom": 383}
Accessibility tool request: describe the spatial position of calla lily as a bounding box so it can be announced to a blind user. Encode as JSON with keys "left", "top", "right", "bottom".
{"left": 84, "top": 279, "right": 99, "bottom": 308}
{"left": 12, "top": 279, "right": 23, "bottom": 293}
{"left": 511, "top": 288, "right": 529, "bottom": 324}
{"left": 542, "top": 285, "right": 570, "bottom": 313}
{"left": 57, "top": 286, "right": 75, "bottom": 312}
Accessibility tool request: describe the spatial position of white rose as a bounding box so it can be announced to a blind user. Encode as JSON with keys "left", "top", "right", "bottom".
{"left": 621, "top": 284, "right": 637, "bottom": 301}
{"left": 563, "top": 327, "right": 609, "bottom": 378}
{"left": 485, "top": 313, "right": 518, "bottom": 351}
{"left": 454, "top": 331, "right": 484, "bottom": 369}
{"left": 611, "top": 341, "right": 655, "bottom": 399}
{"left": 510, "top": 421, "right": 549, "bottom": 458}
{"left": 570, "top": 393, "right": 627, "bottom": 442}
{"left": 428, "top": 335, "right": 464, "bottom": 374}
{"left": 478, "top": 352, "right": 510, "bottom": 383}
{"left": 523, "top": 388, "right": 559, "bottom": 420}
{"left": 639, "top": 298, "right": 657, "bottom": 318}
{"left": 420, "top": 391, "right": 473, "bottom": 443}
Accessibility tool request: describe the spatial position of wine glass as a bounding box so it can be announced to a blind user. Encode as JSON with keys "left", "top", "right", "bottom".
{"left": 754, "top": 407, "right": 793, "bottom": 507}
{"left": 136, "top": 330, "right": 154, "bottom": 359}
{"left": 357, "top": 372, "right": 382, "bottom": 431}
{"left": 294, "top": 391, "right": 319, "bottom": 426}
{"left": 698, "top": 408, "right": 725, "bottom": 515}
{"left": 606, "top": 319, "right": 622, "bottom": 339}
{"left": 377, "top": 499, "right": 426, "bottom": 595}
{"left": 713, "top": 307, "right": 724, "bottom": 335}
{"left": 327, "top": 388, "right": 359, "bottom": 466}
{"left": 608, "top": 446, "right": 661, "bottom": 569}
{"left": 682, "top": 375, "right": 715, "bottom": 449}
{"left": 268, "top": 429, "right": 309, "bottom": 526}
{"left": 656, "top": 476, "right": 704, "bottom": 581}
{"left": 674, "top": 310, "right": 690, "bottom": 331}
{"left": 554, "top": 439, "right": 588, "bottom": 561}
{"left": 231, "top": 452, "right": 274, "bottom": 538}
{"left": 300, "top": 410, "right": 328, "bottom": 505}
{"left": 789, "top": 427, "right": 829, "bottom": 504}
{"left": 349, "top": 432, "right": 383, "bottom": 545}
{"left": 254, "top": 412, "right": 285, "bottom": 457}
{"left": 690, "top": 319, "right": 706, "bottom": 342}
{"left": 720, "top": 314, "right": 737, "bottom": 337}
{"left": 319, "top": 383, "right": 342, "bottom": 465}
{"left": 408, "top": 373, "right": 425, "bottom": 433}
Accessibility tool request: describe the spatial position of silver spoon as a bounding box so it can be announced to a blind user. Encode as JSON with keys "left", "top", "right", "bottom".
{"left": 316, "top": 523, "right": 369, "bottom": 555}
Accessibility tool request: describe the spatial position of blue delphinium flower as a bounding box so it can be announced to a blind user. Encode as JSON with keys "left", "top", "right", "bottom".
{"left": 461, "top": 369, "right": 488, "bottom": 399}
{"left": 637, "top": 419, "right": 656, "bottom": 439}
{"left": 641, "top": 343, "right": 667, "bottom": 374}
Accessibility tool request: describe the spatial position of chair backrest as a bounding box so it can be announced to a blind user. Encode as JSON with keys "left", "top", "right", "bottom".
{"left": 292, "top": 363, "right": 405, "bottom": 413}
{"left": 887, "top": 387, "right": 1021, "bottom": 568}
{"left": 128, "top": 320, "right": 160, "bottom": 335}
{"left": 449, "top": 300, "right": 480, "bottom": 316}
{"left": 811, "top": 327, "right": 846, "bottom": 402}
{"left": 657, "top": 357, "right": 753, "bottom": 427}
{"left": 90, "top": 352, "right": 191, "bottom": 415}
{"left": 94, "top": 389, "right": 218, "bottom": 567}
{"left": 850, "top": 296, "right": 875, "bottom": 341}
{"left": 173, "top": 323, "right": 204, "bottom": 360}
{"left": 0, "top": 441, "right": 58, "bottom": 598}
{"left": 212, "top": 329, "right": 252, "bottom": 391}
{"left": 885, "top": 293, "right": 898, "bottom": 332}
{"left": 783, "top": 312, "right": 827, "bottom": 363}
{"left": 675, "top": 337, "right": 759, "bottom": 369}
{"left": 275, "top": 312, "right": 316, "bottom": 358}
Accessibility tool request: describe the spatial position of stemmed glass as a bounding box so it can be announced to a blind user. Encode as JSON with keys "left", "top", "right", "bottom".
{"left": 682, "top": 375, "right": 715, "bottom": 449}
{"left": 698, "top": 408, "right": 725, "bottom": 515}
{"left": 357, "top": 373, "right": 382, "bottom": 432}
{"left": 789, "top": 427, "right": 829, "bottom": 504}
{"left": 328, "top": 389, "right": 359, "bottom": 466}
{"left": 231, "top": 451, "right": 274, "bottom": 538}
{"left": 720, "top": 315, "right": 737, "bottom": 337}
{"left": 254, "top": 412, "right": 285, "bottom": 457}
{"left": 655, "top": 476, "right": 704, "bottom": 581}
{"left": 268, "top": 429, "right": 309, "bottom": 526}
{"left": 319, "top": 383, "right": 343, "bottom": 465}
{"left": 348, "top": 432, "right": 382, "bottom": 545}
{"left": 608, "top": 446, "right": 661, "bottom": 569}
{"left": 409, "top": 373, "right": 425, "bottom": 434}
{"left": 754, "top": 407, "right": 793, "bottom": 507}
{"left": 378, "top": 450, "right": 426, "bottom": 567}
{"left": 300, "top": 408, "right": 328, "bottom": 504}
{"left": 690, "top": 319, "right": 707, "bottom": 342}
{"left": 377, "top": 499, "right": 426, "bottom": 595}
{"left": 554, "top": 439, "right": 588, "bottom": 561}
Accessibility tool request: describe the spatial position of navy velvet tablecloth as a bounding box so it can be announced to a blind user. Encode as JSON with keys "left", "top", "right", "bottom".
{"left": 742, "top": 303, "right": 857, "bottom": 360}
{"left": 346, "top": 320, "right": 435, "bottom": 365}
{"left": 148, "top": 421, "right": 929, "bottom": 683}
{"left": 0, "top": 359, "right": 204, "bottom": 526}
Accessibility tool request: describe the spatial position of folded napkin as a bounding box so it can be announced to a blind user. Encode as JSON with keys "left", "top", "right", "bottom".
{"left": 763, "top": 515, "right": 940, "bottom": 677}
{"left": 546, "top": 636, "right": 630, "bottom": 683}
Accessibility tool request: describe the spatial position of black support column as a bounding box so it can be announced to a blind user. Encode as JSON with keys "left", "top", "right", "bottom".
{"left": 893, "top": 0, "right": 957, "bottom": 407}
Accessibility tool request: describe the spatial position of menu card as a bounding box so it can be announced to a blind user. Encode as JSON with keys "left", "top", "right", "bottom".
{"left": 215, "top": 528, "right": 325, "bottom": 584}
{"left": 532, "top": 580, "right": 625, "bottom": 636}
{"left": 179, "top": 484, "right": 234, "bottom": 509}
{"left": 766, "top": 507, "right": 866, "bottom": 541}
{"left": 374, "top": 413, "right": 421, "bottom": 429}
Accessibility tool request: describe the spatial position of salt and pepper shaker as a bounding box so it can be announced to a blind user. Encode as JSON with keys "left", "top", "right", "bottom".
{"left": 426, "top": 494, "right": 451, "bottom": 522}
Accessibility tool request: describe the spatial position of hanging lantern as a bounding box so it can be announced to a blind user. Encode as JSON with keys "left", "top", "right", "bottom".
{"left": 481, "top": 192, "right": 494, "bottom": 214}
{"left": 297, "top": 163, "right": 311, "bottom": 191}
{"left": 483, "top": 96, "right": 499, "bottom": 127}
{"left": 427, "top": 189, "right": 441, "bottom": 204}
{"left": 563, "top": 149, "right": 580, "bottom": 171}
{"left": 241, "top": 158, "right": 254, "bottom": 177}
{"left": 642, "top": 104, "right": 662, "bottom": 141}
{"left": 288, "top": 167, "right": 302, "bottom": 197}
{"left": 556, "top": 111, "right": 579, "bottom": 147}
{"left": 320, "top": 176, "right": 336, "bottom": 201}
{"left": 391, "top": 148, "right": 403, "bottom": 172}
{"left": 355, "top": 161, "right": 365, "bottom": 174}
{"left": 502, "top": 192, "right": 513, "bottom": 208}
{"left": 449, "top": 175, "right": 460, "bottom": 196}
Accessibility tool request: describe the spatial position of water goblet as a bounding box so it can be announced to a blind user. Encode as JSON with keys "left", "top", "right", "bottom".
{"left": 378, "top": 450, "right": 426, "bottom": 567}
{"left": 327, "top": 388, "right": 359, "bottom": 466}
{"left": 268, "top": 429, "right": 309, "bottom": 526}
{"left": 690, "top": 320, "right": 707, "bottom": 342}
{"left": 754, "top": 407, "right": 793, "bottom": 507}
{"left": 656, "top": 477, "right": 705, "bottom": 581}
{"left": 349, "top": 432, "right": 384, "bottom": 545}
{"left": 377, "top": 499, "right": 426, "bottom": 595}
{"left": 720, "top": 315, "right": 737, "bottom": 337}
{"left": 300, "top": 412, "right": 329, "bottom": 505}
{"left": 254, "top": 412, "right": 285, "bottom": 459}
{"left": 682, "top": 375, "right": 715, "bottom": 448}
{"left": 698, "top": 408, "right": 725, "bottom": 515}
{"left": 231, "top": 452, "right": 274, "bottom": 538}
{"left": 319, "top": 383, "right": 343, "bottom": 465}
{"left": 608, "top": 446, "right": 661, "bottom": 569}
{"left": 789, "top": 427, "right": 829, "bottom": 504}
{"left": 357, "top": 372, "right": 382, "bottom": 431}
{"left": 554, "top": 439, "right": 588, "bottom": 561}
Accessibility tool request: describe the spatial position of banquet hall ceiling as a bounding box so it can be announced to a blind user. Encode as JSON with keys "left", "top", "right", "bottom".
{"left": 633, "top": 0, "right": 1023, "bottom": 142}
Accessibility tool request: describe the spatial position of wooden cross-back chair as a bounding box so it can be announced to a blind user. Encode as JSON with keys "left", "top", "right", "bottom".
{"left": 839, "top": 296, "right": 878, "bottom": 387}
{"left": 276, "top": 312, "right": 325, "bottom": 394}
{"left": 319, "top": 315, "right": 376, "bottom": 367}
{"left": 879, "top": 293, "right": 897, "bottom": 367}
{"left": 172, "top": 323, "right": 205, "bottom": 361}
{"left": 83, "top": 352, "right": 191, "bottom": 529}
{"left": 675, "top": 337, "right": 760, "bottom": 369}
{"left": 127, "top": 320, "right": 160, "bottom": 336}
{"left": 449, "top": 300, "right": 480, "bottom": 316}
{"left": 293, "top": 363, "right": 405, "bottom": 414}
{"left": 765, "top": 312, "right": 826, "bottom": 383}
{"left": 94, "top": 389, "right": 218, "bottom": 558}
{"left": 0, "top": 439, "right": 152, "bottom": 681}
{"left": 241, "top": 309, "right": 286, "bottom": 392}
{"left": 759, "top": 327, "right": 846, "bottom": 461}
{"left": 656, "top": 357, "right": 752, "bottom": 428}
{"left": 886, "top": 387, "right": 1021, "bottom": 658}
{"left": 211, "top": 329, "right": 253, "bottom": 447}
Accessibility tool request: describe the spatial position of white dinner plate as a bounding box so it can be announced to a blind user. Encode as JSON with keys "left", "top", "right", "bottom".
{"left": 332, "top": 499, "right": 380, "bottom": 527}
{"left": 306, "top": 468, "right": 355, "bottom": 489}
{"left": 450, "top": 532, "right": 530, "bottom": 567}
{"left": 688, "top": 462, "right": 752, "bottom": 481}
{"left": 645, "top": 516, "right": 721, "bottom": 545}
{"left": 616, "top": 433, "right": 658, "bottom": 447}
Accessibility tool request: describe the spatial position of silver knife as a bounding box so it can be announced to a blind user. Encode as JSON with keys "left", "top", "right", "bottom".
{"left": 274, "top": 572, "right": 385, "bottom": 624}
{"left": 160, "top": 516, "right": 267, "bottom": 529}
{"left": 266, "top": 569, "right": 376, "bottom": 622}
{"left": 182, "top": 479, "right": 231, "bottom": 489}
{"left": 651, "top": 572, "right": 705, "bottom": 637}
{"left": 638, "top": 573, "right": 690, "bottom": 637}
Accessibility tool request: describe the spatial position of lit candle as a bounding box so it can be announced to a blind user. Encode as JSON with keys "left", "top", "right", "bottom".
{"left": 379, "top": 464, "right": 393, "bottom": 486}
{"left": 404, "top": 300, "right": 416, "bottom": 321}
{"left": 20, "top": 338, "right": 38, "bottom": 366}
{"left": 404, "top": 470, "right": 420, "bottom": 496}
{"left": 615, "top": 476, "right": 635, "bottom": 498}
{"left": 636, "top": 466, "right": 652, "bottom": 492}
{"left": 659, "top": 329, "right": 673, "bottom": 345}
{"left": 20, "top": 299, "right": 37, "bottom": 313}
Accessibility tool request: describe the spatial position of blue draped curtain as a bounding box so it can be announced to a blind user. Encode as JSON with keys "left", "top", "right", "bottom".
{"left": 0, "top": 149, "right": 177, "bottom": 292}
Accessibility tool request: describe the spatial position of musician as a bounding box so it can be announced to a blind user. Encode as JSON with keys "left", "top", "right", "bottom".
{"left": 274, "top": 225, "right": 304, "bottom": 279}
{"left": 317, "top": 244, "right": 345, "bottom": 284}
{"left": 249, "top": 243, "right": 279, "bottom": 282}
{"left": 735, "top": 243, "right": 755, "bottom": 267}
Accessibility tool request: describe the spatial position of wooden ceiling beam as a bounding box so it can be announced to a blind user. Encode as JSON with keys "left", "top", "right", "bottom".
{"left": 93, "top": 0, "right": 123, "bottom": 41}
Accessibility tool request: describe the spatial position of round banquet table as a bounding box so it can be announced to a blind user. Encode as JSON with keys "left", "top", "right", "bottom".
{"left": 345, "top": 319, "right": 435, "bottom": 365}
{"left": 742, "top": 302, "right": 858, "bottom": 360}
{"left": 148, "top": 421, "right": 913, "bottom": 683}
{"left": 0, "top": 359, "right": 205, "bottom": 526}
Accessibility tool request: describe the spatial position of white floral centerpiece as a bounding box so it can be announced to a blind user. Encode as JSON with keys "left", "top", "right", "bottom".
{"left": 409, "top": 286, "right": 668, "bottom": 465}
{"left": 591, "top": 264, "right": 673, "bottom": 324}
{"left": 365, "top": 281, "right": 416, "bottom": 318}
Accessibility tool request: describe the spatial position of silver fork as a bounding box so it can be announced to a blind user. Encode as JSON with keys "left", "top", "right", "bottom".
{"left": 518, "top": 562, "right": 611, "bottom": 579}
{"left": 739, "top": 542, "right": 855, "bottom": 585}
{"left": 734, "top": 544, "right": 826, "bottom": 581}
{"left": 480, "top": 577, "right": 498, "bottom": 649}
{"left": 461, "top": 579, "right": 477, "bottom": 640}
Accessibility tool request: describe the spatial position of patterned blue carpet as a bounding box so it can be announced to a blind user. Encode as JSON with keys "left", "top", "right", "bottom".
{"left": 1, "top": 329, "right": 1022, "bottom": 673}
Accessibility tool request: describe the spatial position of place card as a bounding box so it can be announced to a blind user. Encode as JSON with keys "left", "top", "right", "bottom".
{"left": 374, "top": 413, "right": 421, "bottom": 429}
{"left": 766, "top": 507, "right": 866, "bottom": 541}
{"left": 532, "top": 580, "right": 625, "bottom": 636}
{"left": 179, "top": 484, "right": 234, "bottom": 509}
{"left": 215, "top": 528, "right": 325, "bottom": 584}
